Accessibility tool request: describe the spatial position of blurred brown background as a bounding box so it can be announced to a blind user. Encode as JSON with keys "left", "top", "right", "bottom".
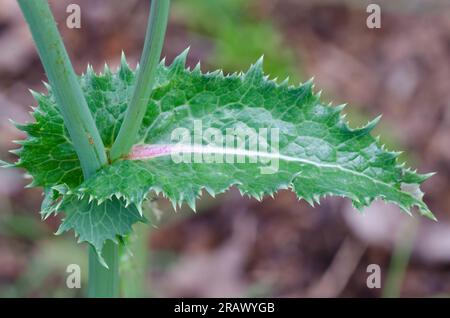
{"left": 1, "top": 0, "right": 450, "bottom": 297}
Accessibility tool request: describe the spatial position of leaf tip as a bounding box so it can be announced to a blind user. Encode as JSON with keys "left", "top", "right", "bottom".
{"left": 0, "top": 159, "right": 14, "bottom": 168}
{"left": 170, "top": 48, "right": 190, "bottom": 71}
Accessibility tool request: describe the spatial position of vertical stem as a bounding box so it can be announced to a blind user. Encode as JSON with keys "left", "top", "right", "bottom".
{"left": 382, "top": 219, "right": 417, "bottom": 298}
{"left": 110, "top": 0, "right": 170, "bottom": 161}
{"left": 17, "top": 0, "right": 107, "bottom": 178}
{"left": 89, "top": 241, "right": 119, "bottom": 298}
{"left": 17, "top": 0, "right": 117, "bottom": 298}
{"left": 120, "top": 214, "right": 151, "bottom": 297}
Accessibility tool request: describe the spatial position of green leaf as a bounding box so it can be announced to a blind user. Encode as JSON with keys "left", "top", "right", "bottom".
{"left": 56, "top": 196, "right": 145, "bottom": 267}
{"left": 6, "top": 49, "right": 435, "bottom": 255}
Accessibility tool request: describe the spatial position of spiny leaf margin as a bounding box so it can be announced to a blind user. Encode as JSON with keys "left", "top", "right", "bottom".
{"left": 4, "top": 49, "right": 436, "bottom": 242}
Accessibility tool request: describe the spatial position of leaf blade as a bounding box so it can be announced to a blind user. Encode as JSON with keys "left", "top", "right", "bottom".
{"left": 7, "top": 50, "right": 435, "bottom": 258}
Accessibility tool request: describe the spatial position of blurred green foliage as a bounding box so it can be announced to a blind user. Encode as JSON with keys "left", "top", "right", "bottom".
{"left": 173, "top": 0, "right": 302, "bottom": 82}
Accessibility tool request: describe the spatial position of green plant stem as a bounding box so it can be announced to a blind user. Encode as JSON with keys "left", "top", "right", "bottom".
{"left": 120, "top": 209, "right": 151, "bottom": 297}
{"left": 89, "top": 241, "right": 119, "bottom": 297}
{"left": 17, "top": 0, "right": 117, "bottom": 298}
{"left": 382, "top": 219, "right": 418, "bottom": 298}
{"left": 110, "top": 0, "right": 170, "bottom": 161}
{"left": 17, "top": 0, "right": 107, "bottom": 178}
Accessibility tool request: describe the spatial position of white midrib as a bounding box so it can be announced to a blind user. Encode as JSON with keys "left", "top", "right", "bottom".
{"left": 128, "top": 144, "right": 398, "bottom": 193}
